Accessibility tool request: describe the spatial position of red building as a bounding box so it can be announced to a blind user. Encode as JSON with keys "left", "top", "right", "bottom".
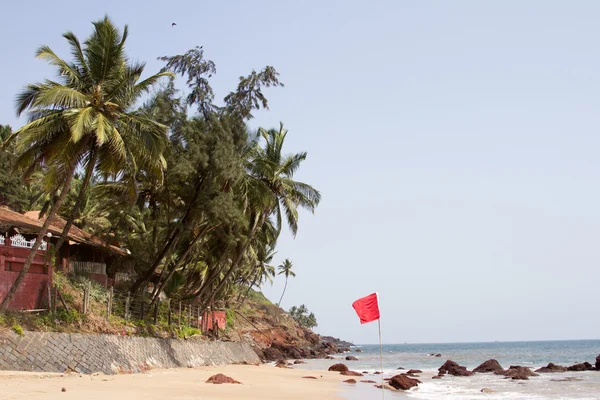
{"left": 0, "top": 207, "right": 128, "bottom": 310}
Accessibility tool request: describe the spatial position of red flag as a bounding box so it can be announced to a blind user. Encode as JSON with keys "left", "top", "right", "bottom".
{"left": 352, "top": 293, "right": 380, "bottom": 324}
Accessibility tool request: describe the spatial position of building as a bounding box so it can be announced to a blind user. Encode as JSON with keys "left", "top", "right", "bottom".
{"left": 0, "top": 207, "right": 129, "bottom": 310}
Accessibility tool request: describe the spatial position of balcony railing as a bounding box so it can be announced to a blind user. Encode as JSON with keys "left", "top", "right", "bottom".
{"left": 69, "top": 261, "right": 106, "bottom": 275}
{"left": 0, "top": 234, "right": 47, "bottom": 250}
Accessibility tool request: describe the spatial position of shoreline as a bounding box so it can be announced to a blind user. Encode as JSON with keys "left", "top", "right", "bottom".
{"left": 0, "top": 364, "right": 355, "bottom": 400}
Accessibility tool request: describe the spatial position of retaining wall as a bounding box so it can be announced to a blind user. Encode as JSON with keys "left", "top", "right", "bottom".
{"left": 0, "top": 330, "right": 260, "bottom": 374}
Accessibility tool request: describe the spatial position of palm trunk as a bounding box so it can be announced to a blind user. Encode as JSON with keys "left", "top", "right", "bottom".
{"left": 54, "top": 146, "right": 98, "bottom": 254}
{"left": 0, "top": 166, "right": 77, "bottom": 311}
{"left": 277, "top": 277, "right": 288, "bottom": 308}
{"left": 204, "top": 212, "right": 266, "bottom": 308}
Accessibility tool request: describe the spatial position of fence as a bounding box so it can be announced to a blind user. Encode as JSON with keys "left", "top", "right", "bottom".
{"left": 46, "top": 281, "right": 225, "bottom": 335}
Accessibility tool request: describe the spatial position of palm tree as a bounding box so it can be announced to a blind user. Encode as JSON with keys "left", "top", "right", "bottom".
{"left": 0, "top": 16, "right": 171, "bottom": 311}
{"left": 206, "top": 124, "right": 320, "bottom": 305}
{"left": 277, "top": 258, "right": 295, "bottom": 307}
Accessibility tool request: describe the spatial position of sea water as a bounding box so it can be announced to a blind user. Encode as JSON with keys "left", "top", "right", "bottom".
{"left": 291, "top": 340, "right": 600, "bottom": 399}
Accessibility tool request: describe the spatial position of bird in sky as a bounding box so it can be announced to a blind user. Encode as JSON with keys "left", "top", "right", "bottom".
{"left": 172, "top": 23, "right": 177, "bottom": 27}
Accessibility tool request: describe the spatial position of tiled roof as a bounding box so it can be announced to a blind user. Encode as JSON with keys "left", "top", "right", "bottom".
{"left": 0, "top": 207, "right": 126, "bottom": 256}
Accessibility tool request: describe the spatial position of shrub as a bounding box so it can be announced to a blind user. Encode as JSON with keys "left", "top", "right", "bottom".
{"left": 12, "top": 324, "right": 23, "bottom": 336}
{"left": 226, "top": 309, "right": 235, "bottom": 328}
{"left": 177, "top": 326, "right": 201, "bottom": 339}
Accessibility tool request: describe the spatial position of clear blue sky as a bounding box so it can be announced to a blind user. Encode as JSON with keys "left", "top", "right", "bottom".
{"left": 3, "top": 1, "right": 600, "bottom": 344}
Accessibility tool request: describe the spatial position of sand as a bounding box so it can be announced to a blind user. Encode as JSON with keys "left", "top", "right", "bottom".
{"left": 0, "top": 365, "right": 353, "bottom": 400}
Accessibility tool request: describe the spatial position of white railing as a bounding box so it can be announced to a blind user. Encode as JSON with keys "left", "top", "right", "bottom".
{"left": 8, "top": 234, "right": 46, "bottom": 250}
{"left": 0, "top": 235, "right": 5, "bottom": 246}
{"left": 114, "top": 272, "right": 135, "bottom": 283}
{"left": 69, "top": 261, "right": 106, "bottom": 275}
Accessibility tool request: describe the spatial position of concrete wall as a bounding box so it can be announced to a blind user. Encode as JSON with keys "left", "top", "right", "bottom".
{"left": 0, "top": 331, "right": 260, "bottom": 374}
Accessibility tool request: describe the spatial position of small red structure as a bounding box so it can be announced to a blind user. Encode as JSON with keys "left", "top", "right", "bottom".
{"left": 200, "top": 311, "right": 227, "bottom": 332}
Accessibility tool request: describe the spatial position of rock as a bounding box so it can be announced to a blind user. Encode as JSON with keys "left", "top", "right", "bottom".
{"left": 206, "top": 374, "right": 241, "bottom": 384}
{"left": 388, "top": 374, "right": 421, "bottom": 390}
{"left": 567, "top": 362, "right": 594, "bottom": 371}
{"left": 495, "top": 366, "right": 538, "bottom": 380}
{"left": 406, "top": 369, "right": 423, "bottom": 374}
{"left": 263, "top": 347, "right": 284, "bottom": 361}
{"left": 361, "top": 380, "right": 376, "bottom": 383}
{"left": 596, "top": 354, "right": 600, "bottom": 371}
{"left": 61, "top": 388, "right": 67, "bottom": 392}
{"left": 362, "top": 371, "right": 369, "bottom": 374}
{"left": 429, "top": 353, "right": 442, "bottom": 357}
{"left": 338, "top": 347, "right": 351, "bottom": 353}
{"left": 535, "top": 363, "right": 568, "bottom": 373}
{"left": 551, "top": 377, "right": 584, "bottom": 382}
{"left": 325, "top": 356, "right": 334, "bottom": 359}
{"left": 481, "top": 388, "right": 494, "bottom": 393}
{"left": 343, "top": 379, "right": 357, "bottom": 384}
{"left": 345, "top": 356, "right": 358, "bottom": 361}
{"left": 302, "top": 376, "right": 317, "bottom": 379}
{"left": 355, "top": 349, "right": 362, "bottom": 353}
{"left": 341, "top": 370, "right": 363, "bottom": 376}
{"left": 396, "top": 367, "right": 405, "bottom": 370}
{"left": 438, "top": 360, "right": 473, "bottom": 376}
{"left": 473, "top": 359, "right": 504, "bottom": 373}
{"left": 294, "top": 360, "right": 306, "bottom": 364}
{"left": 432, "top": 375, "right": 442, "bottom": 379}
{"left": 275, "top": 359, "right": 288, "bottom": 369}
{"left": 373, "top": 371, "right": 381, "bottom": 375}
{"left": 328, "top": 363, "right": 349, "bottom": 372}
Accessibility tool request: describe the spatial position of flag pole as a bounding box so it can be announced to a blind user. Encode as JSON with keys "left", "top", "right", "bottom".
{"left": 378, "top": 318, "right": 384, "bottom": 398}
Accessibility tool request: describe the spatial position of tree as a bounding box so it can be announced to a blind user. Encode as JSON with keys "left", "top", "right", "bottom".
{"left": 277, "top": 258, "right": 295, "bottom": 307}
{"left": 0, "top": 16, "right": 170, "bottom": 311}
{"left": 0, "top": 125, "right": 30, "bottom": 211}
{"left": 289, "top": 304, "right": 317, "bottom": 329}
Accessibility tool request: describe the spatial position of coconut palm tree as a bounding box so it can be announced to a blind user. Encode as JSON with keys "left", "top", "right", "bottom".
{"left": 277, "top": 258, "right": 295, "bottom": 307}
{"left": 206, "top": 124, "right": 320, "bottom": 305}
{"left": 0, "top": 16, "right": 171, "bottom": 311}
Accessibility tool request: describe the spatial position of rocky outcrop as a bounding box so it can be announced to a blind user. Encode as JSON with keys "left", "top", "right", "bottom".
{"left": 596, "top": 355, "right": 600, "bottom": 371}
{"left": 206, "top": 374, "right": 241, "bottom": 384}
{"left": 341, "top": 370, "right": 363, "bottom": 376}
{"left": 473, "top": 359, "right": 504, "bottom": 373}
{"left": 388, "top": 374, "right": 421, "bottom": 390}
{"left": 438, "top": 360, "right": 473, "bottom": 376}
{"left": 328, "top": 363, "right": 349, "bottom": 372}
{"left": 495, "top": 366, "right": 538, "bottom": 380}
{"left": 567, "top": 362, "right": 594, "bottom": 371}
{"left": 535, "top": 363, "right": 568, "bottom": 373}
{"left": 320, "top": 336, "right": 354, "bottom": 348}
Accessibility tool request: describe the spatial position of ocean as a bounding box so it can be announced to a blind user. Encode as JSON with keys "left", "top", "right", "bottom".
{"left": 291, "top": 340, "right": 600, "bottom": 399}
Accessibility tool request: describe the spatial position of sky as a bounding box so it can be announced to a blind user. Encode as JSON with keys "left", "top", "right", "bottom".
{"left": 2, "top": 1, "right": 600, "bottom": 344}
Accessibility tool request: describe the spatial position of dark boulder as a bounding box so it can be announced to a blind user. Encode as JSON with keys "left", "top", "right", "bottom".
{"left": 338, "top": 347, "right": 351, "bottom": 353}
{"left": 263, "top": 347, "right": 284, "bottom": 361}
{"left": 432, "top": 375, "right": 442, "bottom": 379}
{"left": 328, "top": 363, "right": 349, "bottom": 372}
{"left": 473, "top": 359, "right": 504, "bottom": 373}
{"left": 388, "top": 374, "right": 421, "bottom": 390}
{"left": 438, "top": 360, "right": 473, "bottom": 376}
{"left": 361, "top": 379, "right": 376, "bottom": 383}
{"left": 345, "top": 356, "right": 358, "bottom": 361}
{"left": 535, "top": 363, "right": 568, "bottom": 373}
{"left": 343, "top": 379, "right": 357, "bottom": 384}
{"left": 596, "top": 355, "right": 600, "bottom": 371}
{"left": 406, "top": 369, "right": 423, "bottom": 374}
{"left": 495, "top": 366, "right": 538, "bottom": 380}
{"left": 355, "top": 349, "right": 362, "bottom": 353}
{"left": 294, "top": 360, "right": 306, "bottom": 364}
{"left": 567, "top": 362, "right": 594, "bottom": 372}
{"left": 341, "top": 370, "right": 363, "bottom": 376}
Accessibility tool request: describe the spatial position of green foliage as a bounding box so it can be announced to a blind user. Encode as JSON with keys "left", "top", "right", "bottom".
{"left": 55, "top": 310, "right": 80, "bottom": 324}
{"left": 226, "top": 308, "right": 235, "bottom": 328}
{"left": 0, "top": 314, "right": 5, "bottom": 325}
{"left": 70, "top": 274, "right": 108, "bottom": 302}
{"left": 177, "top": 326, "right": 201, "bottom": 339}
{"left": 245, "top": 288, "right": 272, "bottom": 305}
{"left": 289, "top": 304, "right": 318, "bottom": 329}
{"left": 11, "top": 324, "right": 24, "bottom": 336}
{"left": 0, "top": 125, "right": 30, "bottom": 211}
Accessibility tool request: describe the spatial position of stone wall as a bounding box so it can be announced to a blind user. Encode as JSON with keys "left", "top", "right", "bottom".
{"left": 0, "top": 331, "right": 260, "bottom": 374}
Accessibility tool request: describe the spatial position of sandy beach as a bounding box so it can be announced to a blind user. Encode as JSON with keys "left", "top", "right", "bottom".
{"left": 0, "top": 365, "right": 354, "bottom": 400}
